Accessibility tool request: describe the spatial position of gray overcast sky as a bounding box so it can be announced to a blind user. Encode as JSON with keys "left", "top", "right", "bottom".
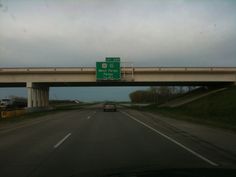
{"left": 0, "top": 0, "right": 236, "bottom": 101}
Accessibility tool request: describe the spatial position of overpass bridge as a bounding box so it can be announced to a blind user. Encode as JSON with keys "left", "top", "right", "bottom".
{"left": 0, "top": 67, "right": 236, "bottom": 108}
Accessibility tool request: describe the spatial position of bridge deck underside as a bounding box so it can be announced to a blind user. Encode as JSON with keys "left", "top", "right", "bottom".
{"left": 0, "top": 81, "right": 233, "bottom": 87}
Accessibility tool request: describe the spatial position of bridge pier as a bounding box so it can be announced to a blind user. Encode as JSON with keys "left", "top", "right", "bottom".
{"left": 38, "top": 88, "right": 42, "bottom": 107}
{"left": 32, "top": 88, "right": 37, "bottom": 107}
{"left": 27, "top": 85, "right": 33, "bottom": 108}
{"left": 27, "top": 82, "right": 49, "bottom": 108}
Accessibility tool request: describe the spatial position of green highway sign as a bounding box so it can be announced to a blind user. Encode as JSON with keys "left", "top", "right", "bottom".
{"left": 96, "top": 61, "right": 121, "bottom": 80}
{"left": 105, "top": 57, "right": 120, "bottom": 62}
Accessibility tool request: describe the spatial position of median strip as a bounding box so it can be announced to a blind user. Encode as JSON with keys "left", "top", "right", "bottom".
{"left": 54, "top": 133, "right": 71, "bottom": 149}
{"left": 121, "top": 111, "right": 219, "bottom": 167}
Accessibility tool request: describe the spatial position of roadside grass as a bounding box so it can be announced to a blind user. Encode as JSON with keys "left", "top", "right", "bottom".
{"left": 153, "top": 107, "right": 236, "bottom": 131}
{"left": 0, "top": 103, "right": 89, "bottom": 124}
{"left": 53, "top": 103, "right": 84, "bottom": 110}
{"left": 0, "top": 110, "right": 57, "bottom": 124}
{"left": 132, "top": 86, "right": 236, "bottom": 131}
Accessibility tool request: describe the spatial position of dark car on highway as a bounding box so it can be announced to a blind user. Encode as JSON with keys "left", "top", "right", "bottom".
{"left": 103, "top": 102, "right": 117, "bottom": 112}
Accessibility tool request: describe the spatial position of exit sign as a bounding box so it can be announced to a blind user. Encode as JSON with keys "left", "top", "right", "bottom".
{"left": 105, "top": 57, "right": 120, "bottom": 62}
{"left": 96, "top": 62, "right": 121, "bottom": 80}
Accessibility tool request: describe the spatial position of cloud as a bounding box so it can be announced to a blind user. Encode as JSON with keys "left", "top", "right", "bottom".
{"left": 0, "top": 0, "right": 236, "bottom": 100}
{"left": 1, "top": 0, "right": 236, "bottom": 67}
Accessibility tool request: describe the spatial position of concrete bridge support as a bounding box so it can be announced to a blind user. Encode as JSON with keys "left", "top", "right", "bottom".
{"left": 27, "top": 82, "right": 49, "bottom": 108}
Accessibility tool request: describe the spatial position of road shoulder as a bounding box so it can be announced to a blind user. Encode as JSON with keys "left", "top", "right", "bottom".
{"left": 123, "top": 109, "right": 236, "bottom": 168}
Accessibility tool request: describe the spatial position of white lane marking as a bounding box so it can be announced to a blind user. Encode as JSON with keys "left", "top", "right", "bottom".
{"left": 121, "top": 111, "right": 219, "bottom": 167}
{"left": 54, "top": 133, "right": 71, "bottom": 149}
{"left": 87, "top": 111, "right": 96, "bottom": 120}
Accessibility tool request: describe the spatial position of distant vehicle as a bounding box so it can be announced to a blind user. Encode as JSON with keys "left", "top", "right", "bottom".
{"left": 0, "top": 99, "right": 11, "bottom": 108}
{"left": 0, "top": 98, "right": 27, "bottom": 109}
{"left": 103, "top": 102, "right": 117, "bottom": 112}
{"left": 74, "top": 99, "right": 80, "bottom": 104}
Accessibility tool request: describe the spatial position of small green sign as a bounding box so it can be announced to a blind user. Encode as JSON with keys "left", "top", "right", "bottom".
{"left": 96, "top": 62, "right": 121, "bottom": 80}
{"left": 105, "top": 57, "right": 120, "bottom": 62}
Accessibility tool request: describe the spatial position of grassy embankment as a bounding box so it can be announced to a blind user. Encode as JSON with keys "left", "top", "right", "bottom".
{"left": 0, "top": 102, "right": 93, "bottom": 123}
{"left": 143, "top": 86, "right": 236, "bottom": 131}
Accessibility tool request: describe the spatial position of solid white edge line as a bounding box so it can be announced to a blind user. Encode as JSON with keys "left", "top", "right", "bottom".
{"left": 54, "top": 133, "right": 71, "bottom": 149}
{"left": 121, "top": 111, "right": 219, "bottom": 167}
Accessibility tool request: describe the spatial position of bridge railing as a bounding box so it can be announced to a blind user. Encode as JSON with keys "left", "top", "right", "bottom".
{"left": 0, "top": 67, "right": 236, "bottom": 73}
{"left": 133, "top": 67, "right": 236, "bottom": 72}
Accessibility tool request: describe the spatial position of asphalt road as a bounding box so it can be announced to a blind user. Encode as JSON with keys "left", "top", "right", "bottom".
{"left": 0, "top": 108, "right": 235, "bottom": 177}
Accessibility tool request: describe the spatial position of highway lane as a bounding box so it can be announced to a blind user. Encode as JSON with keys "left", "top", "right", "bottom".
{"left": 0, "top": 108, "right": 234, "bottom": 177}
{"left": 0, "top": 109, "right": 93, "bottom": 177}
